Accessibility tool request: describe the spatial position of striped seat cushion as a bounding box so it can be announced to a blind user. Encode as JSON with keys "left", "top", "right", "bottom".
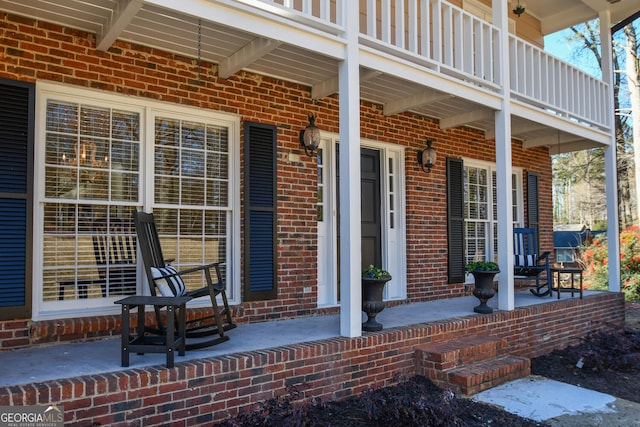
{"left": 514, "top": 254, "right": 538, "bottom": 267}
{"left": 151, "top": 265, "right": 187, "bottom": 297}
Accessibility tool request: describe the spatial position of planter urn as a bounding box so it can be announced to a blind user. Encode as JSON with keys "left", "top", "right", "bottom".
{"left": 471, "top": 270, "right": 498, "bottom": 314}
{"left": 361, "top": 278, "right": 390, "bottom": 331}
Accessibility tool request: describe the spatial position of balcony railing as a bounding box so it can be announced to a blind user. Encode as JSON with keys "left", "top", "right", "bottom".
{"left": 509, "top": 36, "right": 610, "bottom": 130}
{"left": 360, "top": 0, "right": 501, "bottom": 89}
{"left": 249, "top": 0, "right": 609, "bottom": 131}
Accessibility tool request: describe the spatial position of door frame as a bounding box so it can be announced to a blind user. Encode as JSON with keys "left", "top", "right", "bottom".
{"left": 316, "top": 134, "right": 406, "bottom": 307}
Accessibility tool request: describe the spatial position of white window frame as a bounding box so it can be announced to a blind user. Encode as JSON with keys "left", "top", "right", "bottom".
{"left": 556, "top": 248, "right": 575, "bottom": 263}
{"left": 463, "top": 158, "right": 523, "bottom": 282}
{"left": 33, "top": 82, "right": 240, "bottom": 320}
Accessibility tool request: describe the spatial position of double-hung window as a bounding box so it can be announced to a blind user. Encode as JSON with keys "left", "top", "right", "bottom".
{"left": 37, "top": 83, "right": 239, "bottom": 318}
{"left": 463, "top": 160, "right": 523, "bottom": 269}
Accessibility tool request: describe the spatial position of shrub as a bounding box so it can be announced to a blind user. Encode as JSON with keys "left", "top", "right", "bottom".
{"left": 362, "top": 265, "right": 392, "bottom": 280}
{"left": 465, "top": 261, "right": 499, "bottom": 272}
{"left": 582, "top": 225, "right": 640, "bottom": 301}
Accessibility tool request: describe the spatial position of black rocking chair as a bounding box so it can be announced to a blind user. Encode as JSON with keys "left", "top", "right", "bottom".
{"left": 59, "top": 217, "right": 137, "bottom": 299}
{"left": 133, "top": 211, "right": 235, "bottom": 349}
{"left": 513, "top": 227, "right": 552, "bottom": 297}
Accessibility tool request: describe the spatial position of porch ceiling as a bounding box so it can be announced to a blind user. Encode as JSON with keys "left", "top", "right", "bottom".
{"left": 2, "top": 0, "right": 618, "bottom": 153}
{"left": 526, "top": 0, "right": 640, "bottom": 35}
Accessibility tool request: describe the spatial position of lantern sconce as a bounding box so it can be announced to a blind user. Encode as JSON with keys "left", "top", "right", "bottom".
{"left": 299, "top": 114, "right": 321, "bottom": 157}
{"left": 513, "top": 0, "right": 525, "bottom": 17}
{"left": 417, "top": 139, "right": 437, "bottom": 172}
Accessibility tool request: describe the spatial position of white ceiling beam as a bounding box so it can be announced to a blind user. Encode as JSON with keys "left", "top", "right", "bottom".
{"left": 485, "top": 120, "right": 547, "bottom": 140}
{"left": 383, "top": 91, "right": 453, "bottom": 116}
{"left": 523, "top": 132, "right": 582, "bottom": 149}
{"left": 311, "top": 69, "right": 381, "bottom": 99}
{"left": 96, "top": 0, "right": 144, "bottom": 51}
{"left": 219, "top": 37, "right": 282, "bottom": 79}
{"left": 311, "top": 76, "right": 338, "bottom": 99}
{"left": 439, "top": 108, "right": 494, "bottom": 130}
{"left": 547, "top": 139, "right": 602, "bottom": 154}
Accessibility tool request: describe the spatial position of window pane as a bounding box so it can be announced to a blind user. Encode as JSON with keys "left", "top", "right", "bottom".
{"left": 464, "top": 164, "right": 522, "bottom": 267}
{"left": 46, "top": 102, "right": 77, "bottom": 133}
{"left": 43, "top": 204, "right": 138, "bottom": 300}
{"left": 80, "top": 106, "right": 110, "bottom": 137}
{"left": 42, "top": 99, "right": 141, "bottom": 301}
{"left": 512, "top": 174, "right": 519, "bottom": 223}
{"left": 44, "top": 101, "right": 140, "bottom": 205}
{"left": 317, "top": 148, "right": 324, "bottom": 222}
{"left": 112, "top": 110, "right": 140, "bottom": 141}
{"left": 153, "top": 117, "right": 231, "bottom": 295}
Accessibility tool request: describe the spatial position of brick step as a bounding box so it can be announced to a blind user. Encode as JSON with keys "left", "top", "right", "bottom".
{"left": 416, "top": 335, "right": 507, "bottom": 371}
{"left": 446, "top": 354, "right": 531, "bottom": 395}
{"left": 415, "top": 335, "right": 530, "bottom": 396}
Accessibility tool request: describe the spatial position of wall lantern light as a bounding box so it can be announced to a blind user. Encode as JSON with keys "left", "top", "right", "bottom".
{"left": 417, "top": 139, "right": 437, "bottom": 172}
{"left": 513, "top": 0, "right": 525, "bottom": 17}
{"left": 300, "top": 114, "right": 321, "bottom": 157}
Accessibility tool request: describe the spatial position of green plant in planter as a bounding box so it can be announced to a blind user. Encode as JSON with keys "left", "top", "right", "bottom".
{"left": 466, "top": 261, "right": 500, "bottom": 273}
{"left": 362, "top": 265, "right": 392, "bottom": 280}
{"left": 466, "top": 261, "right": 499, "bottom": 314}
{"left": 361, "top": 265, "right": 392, "bottom": 331}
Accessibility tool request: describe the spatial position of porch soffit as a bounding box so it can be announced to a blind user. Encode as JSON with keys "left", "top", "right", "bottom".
{"left": 2, "top": 0, "right": 510, "bottom": 136}
{"left": 525, "top": 0, "right": 639, "bottom": 35}
{"left": 509, "top": 103, "right": 611, "bottom": 154}
{"left": 0, "top": 0, "right": 612, "bottom": 153}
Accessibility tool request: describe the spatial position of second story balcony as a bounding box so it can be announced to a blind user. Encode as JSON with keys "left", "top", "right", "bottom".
{"left": 3, "top": 0, "right": 634, "bottom": 151}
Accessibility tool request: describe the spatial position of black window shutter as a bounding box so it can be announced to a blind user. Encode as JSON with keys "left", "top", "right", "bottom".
{"left": 447, "top": 157, "right": 465, "bottom": 283}
{"left": 244, "top": 122, "right": 277, "bottom": 301}
{"left": 0, "top": 79, "right": 34, "bottom": 319}
{"left": 527, "top": 172, "right": 540, "bottom": 236}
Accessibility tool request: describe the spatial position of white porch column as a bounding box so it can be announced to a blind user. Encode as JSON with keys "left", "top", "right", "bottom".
{"left": 600, "top": 10, "right": 621, "bottom": 292}
{"left": 339, "top": 0, "right": 362, "bottom": 337}
{"left": 493, "top": 0, "right": 514, "bottom": 310}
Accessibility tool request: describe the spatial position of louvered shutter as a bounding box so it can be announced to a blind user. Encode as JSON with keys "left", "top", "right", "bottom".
{"left": 0, "top": 79, "right": 34, "bottom": 319}
{"left": 244, "top": 122, "right": 277, "bottom": 300}
{"left": 527, "top": 172, "right": 540, "bottom": 239}
{"left": 447, "top": 158, "right": 465, "bottom": 283}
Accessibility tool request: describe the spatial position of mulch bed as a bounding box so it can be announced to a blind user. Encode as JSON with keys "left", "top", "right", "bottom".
{"left": 216, "top": 305, "right": 640, "bottom": 427}
{"left": 215, "top": 375, "right": 548, "bottom": 427}
{"left": 531, "top": 317, "right": 640, "bottom": 405}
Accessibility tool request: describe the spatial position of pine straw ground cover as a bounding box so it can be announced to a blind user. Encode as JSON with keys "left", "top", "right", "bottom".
{"left": 216, "top": 314, "right": 640, "bottom": 427}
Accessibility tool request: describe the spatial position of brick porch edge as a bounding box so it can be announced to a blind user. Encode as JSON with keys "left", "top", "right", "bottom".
{"left": 0, "top": 292, "right": 624, "bottom": 426}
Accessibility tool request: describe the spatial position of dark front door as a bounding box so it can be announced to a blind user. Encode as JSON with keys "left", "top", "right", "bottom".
{"left": 360, "top": 148, "right": 382, "bottom": 269}
{"left": 336, "top": 146, "right": 383, "bottom": 281}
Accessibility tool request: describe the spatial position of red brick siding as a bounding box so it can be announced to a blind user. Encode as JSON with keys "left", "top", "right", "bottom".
{"left": 0, "top": 12, "right": 553, "bottom": 347}
{"left": 0, "top": 293, "right": 624, "bottom": 426}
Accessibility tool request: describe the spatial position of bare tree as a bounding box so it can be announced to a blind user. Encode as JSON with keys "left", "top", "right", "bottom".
{"left": 624, "top": 24, "right": 640, "bottom": 224}
{"left": 552, "top": 19, "right": 638, "bottom": 229}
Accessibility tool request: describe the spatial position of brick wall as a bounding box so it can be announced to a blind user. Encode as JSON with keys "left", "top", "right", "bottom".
{"left": 0, "top": 292, "right": 624, "bottom": 426}
{"left": 0, "top": 12, "right": 553, "bottom": 347}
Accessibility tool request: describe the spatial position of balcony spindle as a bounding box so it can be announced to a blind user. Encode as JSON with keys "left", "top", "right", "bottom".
{"left": 395, "top": 0, "right": 405, "bottom": 49}
{"left": 367, "top": 0, "right": 377, "bottom": 38}
{"left": 431, "top": 0, "right": 442, "bottom": 63}
{"left": 382, "top": 0, "right": 391, "bottom": 44}
{"left": 408, "top": 0, "right": 419, "bottom": 54}
{"left": 420, "top": 0, "right": 431, "bottom": 58}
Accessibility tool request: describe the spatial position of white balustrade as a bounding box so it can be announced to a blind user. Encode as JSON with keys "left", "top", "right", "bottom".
{"left": 509, "top": 35, "right": 609, "bottom": 129}
{"left": 249, "top": 0, "right": 609, "bottom": 130}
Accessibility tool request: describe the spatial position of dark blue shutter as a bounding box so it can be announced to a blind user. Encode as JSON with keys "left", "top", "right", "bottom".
{"left": 527, "top": 172, "right": 540, "bottom": 245}
{"left": 447, "top": 157, "right": 465, "bottom": 284}
{"left": 0, "top": 79, "right": 34, "bottom": 318}
{"left": 244, "top": 122, "right": 277, "bottom": 300}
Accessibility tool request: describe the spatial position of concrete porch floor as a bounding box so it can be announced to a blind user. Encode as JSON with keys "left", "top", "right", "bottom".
{"left": 0, "top": 290, "right": 595, "bottom": 388}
